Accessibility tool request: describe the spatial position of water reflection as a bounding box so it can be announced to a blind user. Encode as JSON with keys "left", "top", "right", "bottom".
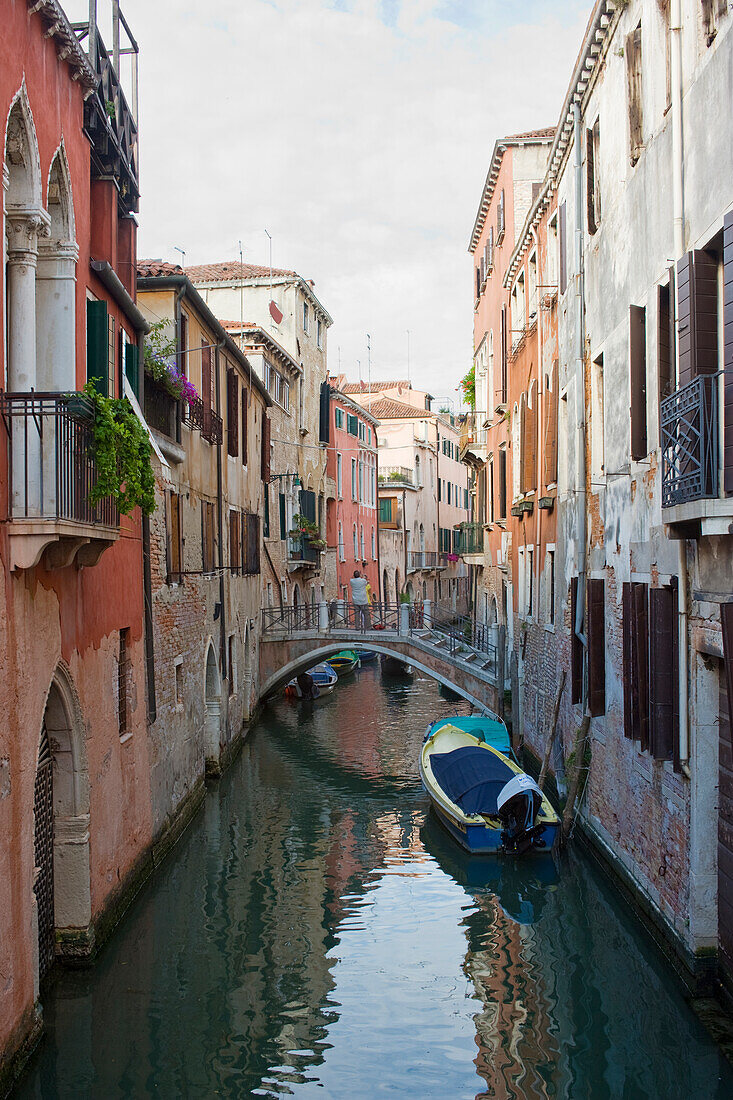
{"left": 18, "top": 668, "right": 733, "bottom": 1099}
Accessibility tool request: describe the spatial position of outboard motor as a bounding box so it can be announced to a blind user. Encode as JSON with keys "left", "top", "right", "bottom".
{"left": 497, "top": 773, "right": 543, "bottom": 855}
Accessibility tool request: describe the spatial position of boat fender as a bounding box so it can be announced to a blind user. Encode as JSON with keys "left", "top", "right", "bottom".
{"left": 496, "top": 773, "right": 542, "bottom": 814}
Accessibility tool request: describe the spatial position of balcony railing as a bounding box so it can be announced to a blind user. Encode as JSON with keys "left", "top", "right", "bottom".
{"left": 144, "top": 377, "right": 178, "bottom": 438}
{"left": 379, "top": 466, "right": 414, "bottom": 487}
{"left": 407, "top": 550, "right": 442, "bottom": 570}
{"left": 459, "top": 413, "right": 490, "bottom": 453}
{"left": 288, "top": 535, "right": 321, "bottom": 567}
{"left": 0, "top": 392, "right": 118, "bottom": 529}
{"left": 453, "top": 523, "right": 483, "bottom": 555}
{"left": 661, "top": 375, "right": 718, "bottom": 507}
{"left": 184, "top": 398, "right": 223, "bottom": 445}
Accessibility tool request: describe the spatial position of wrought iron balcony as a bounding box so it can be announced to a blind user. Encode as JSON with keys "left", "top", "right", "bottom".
{"left": 454, "top": 523, "right": 484, "bottom": 555}
{"left": 288, "top": 535, "right": 321, "bottom": 568}
{"left": 661, "top": 375, "right": 718, "bottom": 508}
{"left": 0, "top": 392, "right": 119, "bottom": 570}
{"left": 184, "top": 398, "right": 223, "bottom": 445}
{"left": 379, "top": 466, "right": 414, "bottom": 487}
{"left": 459, "top": 413, "right": 490, "bottom": 457}
{"left": 407, "top": 550, "right": 442, "bottom": 571}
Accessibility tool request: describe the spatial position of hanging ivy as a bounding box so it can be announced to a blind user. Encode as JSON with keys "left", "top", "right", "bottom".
{"left": 84, "top": 382, "right": 156, "bottom": 515}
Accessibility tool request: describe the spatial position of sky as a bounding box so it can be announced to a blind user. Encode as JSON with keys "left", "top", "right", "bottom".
{"left": 71, "top": 0, "right": 592, "bottom": 408}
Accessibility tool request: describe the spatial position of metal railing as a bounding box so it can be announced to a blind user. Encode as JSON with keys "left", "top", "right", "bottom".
{"left": 422, "top": 606, "right": 497, "bottom": 668}
{"left": 0, "top": 392, "right": 118, "bottom": 527}
{"left": 407, "top": 550, "right": 441, "bottom": 570}
{"left": 144, "top": 377, "right": 178, "bottom": 438}
{"left": 661, "top": 375, "right": 718, "bottom": 507}
{"left": 459, "top": 412, "right": 490, "bottom": 453}
{"left": 184, "top": 398, "right": 223, "bottom": 445}
{"left": 454, "top": 523, "right": 483, "bottom": 555}
{"left": 262, "top": 602, "right": 402, "bottom": 634}
{"left": 288, "top": 535, "right": 321, "bottom": 566}
{"left": 379, "top": 466, "right": 414, "bottom": 486}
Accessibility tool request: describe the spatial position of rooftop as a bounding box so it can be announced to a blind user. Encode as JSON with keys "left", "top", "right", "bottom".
{"left": 367, "top": 397, "right": 436, "bottom": 421}
{"left": 185, "top": 260, "right": 298, "bottom": 283}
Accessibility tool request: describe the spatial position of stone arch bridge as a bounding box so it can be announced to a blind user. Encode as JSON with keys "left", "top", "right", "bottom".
{"left": 259, "top": 602, "right": 503, "bottom": 715}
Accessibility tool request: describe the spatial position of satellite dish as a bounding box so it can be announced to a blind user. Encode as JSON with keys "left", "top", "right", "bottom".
{"left": 269, "top": 301, "right": 283, "bottom": 325}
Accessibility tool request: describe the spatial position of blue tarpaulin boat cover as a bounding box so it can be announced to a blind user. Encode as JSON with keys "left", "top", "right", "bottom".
{"left": 430, "top": 747, "right": 516, "bottom": 816}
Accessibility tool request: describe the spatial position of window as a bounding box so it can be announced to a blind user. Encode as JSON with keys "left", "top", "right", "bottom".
{"left": 263, "top": 483, "right": 270, "bottom": 538}
{"left": 118, "top": 628, "right": 130, "bottom": 737}
{"left": 528, "top": 252, "right": 538, "bottom": 319}
{"left": 498, "top": 448, "right": 507, "bottom": 520}
{"left": 227, "top": 368, "right": 239, "bottom": 457}
{"left": 379, "top": 497, "right": 398, "bottom": 528}
{"left": 201, "top": 341, "right": 213, "bottom": 410}
{"left": 587, "top": 578, "right": 606, "bottom": 715}
{"left": 547, "top": 214, "right": 559, "bottom": 291}
{"left": 351, "top": 458, "right": 357, "bottom": 500}
{"left": 496, "top": 188, "right": 505, "bottom": 244}
{"left": 527, "top": 548, "right": 534, "bottom": 618}
{"left": 626, "top": 22, "right": 643, "bottom": 166}
{"left": 303, "top": 302, "right": 310, "bottom": 333}
{"left": 107, "top": 313, "right": 116, "bottom": 398}
{"left": 347, "top": 413, "right": 359, "bottom": 436}
{"left": 559, "top": 202, "right": 567, "bottom": 296}
{"left": 658, "top": 281, "right": 675, "bottom": 429}
{"left": 337, "top": 452, "right": 343, "bottom": 497}
{"left": 353, "top": 524, "right": 358, "bottom": 559}
{"left": 241, "top": 386, "right": 249, "bottom": 465}
{"left": 360, "top": 525, "right": 365, "bottom": 560}
{"left": 335, "top": 407, "right": 344, "bottom": 430}
{"left": 317, "top": 318, "right": 323, "bottom": 349}
{"left": 371, "top": 527, "right": 376, "bottom": 559}
{"left": 488, "top": 226, "right": 495, "bottom": 272}
{"left": 358, "top": 458, "right": 364, "bottom": 502}
{"left": 544, "top": 360, "right": 559, "bottom": 487}
{"left": 447, "top": 482, "right": 452, "bottom": 505}
{"left": 548, "top": 549, "right": 556, "bottom": 626}
{"left": 228, "top": 636, "right": 236, "bottom": 694}
{"left": 229, "top": 510, "right": 241, "bottom": 573}
{"left": 242, "top": 513, "right": 261, "bottom": 574}
{"left": 677, "top": 248, "right": 719, "bottom": 388}
{"left": 570, "top": 577, "right": 583, "bottom": 705}
{"left": 358, "top": 420, "right": 366, "bottom": 441}
{"left": 586, "top": 119, "right": 601, "bottom": 235}
{"left": 168, "top": 491, "right": 182, "bottom": 584}
{"left": 630, "top": 305, "right": 648, "bottom": 459}
{"left": 338, "top": 522, "right": 345, "bottom": 561}
{"left": 175, "top": 658, "right": 183, "bottom": 706}
{"left": 202, "top": 501, "right": 216, "bottom": 573}
{"left": 279, "top": 492, "right": 287, "bottom": 539}
{"left": 179, "top": 312, "right": 189, "bottom": 376}
{"left": 499, "top": 305, "right": 508, "bottom": 404}
{"left": 488, "top": 456, "right": 495, "bottom": 524}
{"left": 623, "top": 580, "right": 679, "bottom": 759}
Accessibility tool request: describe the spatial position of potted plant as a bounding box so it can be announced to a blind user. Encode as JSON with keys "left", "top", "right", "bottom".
{"left": 144, "top": 320, "right": 200, "bottom": 406}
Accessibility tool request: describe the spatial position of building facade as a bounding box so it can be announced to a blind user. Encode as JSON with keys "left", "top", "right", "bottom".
{"left": 0, "top": 2, "right": 152, "bottom": 1084}
{"left": 327, "top": 386, "right": 379, "bottom": 601}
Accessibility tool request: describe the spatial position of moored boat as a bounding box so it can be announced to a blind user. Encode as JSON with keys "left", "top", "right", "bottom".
{"left": 327, "top": 650, "right": 360, "bottom": 675}
{"left": 356, "top": 649, "right": 378, "bottom": 662}
{"left": 285, "top": 662, "right": 338, "bottom": 699}
{"left": 419, "top": 723, "right": 559, "bottom": 855}
{"left": 380, "top": 654, "right": 413, "bottom": 676}
{"left": 424, "top": 713, "right": 517, "bottom": 761}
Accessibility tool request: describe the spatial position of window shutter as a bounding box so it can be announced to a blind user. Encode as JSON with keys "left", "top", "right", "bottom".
{"left": 626, "top": 26, "right": 643, "bottom": 165}
{"left": 498, "top": 449, "right": 507, "bottom": 519}
{"left": 500, "top": 306, "right": 508, "bottom": 404}
{"left": 725, "top": 212, "right": 733, "bottom": 493}
{"left": 229, "top": 511, "right": 239, "bottom": 573}
{"left": 587, "top": 579, "right": 606, "bottom": 716}
{"left": 544, "top": 360, "right": 558, "bottom": 486}
{"left": 622, "top": 582, "right": 634, "bottom": 738}
{"left": 263, "top": 485, "right": 270, "bottom": 538}
{"left": 201, "top": 343, "right": 213, "bottom": 409}
{"left": 169, "top": 492, "right": 181, "bottom": 581}
{"left": 519, "top": 401, "right": 527, "bottom": 493}
{"left": 261, "top": 415, "right": 271, "bottom": 482}
{"left": 657, "top": 279, "right": 675, "bottom": 448}
{"left": 722, "top": 602, "right": 733, "bottom": 742}
{"left": 525, "top": 395, "right": 537, "bottom": 491}
{"left": 87, "top": 300, "right": 109, "bottom": 394}
{"left": 241, "top": 387, "right": 248, "bottom": 465}
{"left": 278, "top": 493, "right": 286, "bottom": 539}
{"left": 124, "top": 341, "right": 139, "bottom": 397}
{"left": 559, "top": 202, "right": 567, "bottom": 295}
{"left": 677, "top": 249, "right": 719, "bottom": 389}
{"left": 586, "top": 127, "right": 597, "bottom": 235}
{"left": 649, "top": 586, "right": 676, "bottom": 759}
{"left": 300, "top": 488, "right": 316, "bottom": 524}
{"left": 249, "top": 514, "right": 260, "bottom": 574}
{"left": 633, "top": 582, "right": 650, "bottom": 752}
{"left": 630, "top": 305, "right": 648, "bottom": 459}
{"left": 319, "top": 380, "right": 331, "bottom": 444}
{"left": 227, "top": 369, "right": 239, "bottom": 457}
{"left": 476, "top": 267, "right": 481, "bottom": 299}
{"left": 571, "top": 577, "right": 583, "bottom": 704}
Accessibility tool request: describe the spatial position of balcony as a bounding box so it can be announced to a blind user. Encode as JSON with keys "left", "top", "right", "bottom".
{"left": 0, "top": 392, "right": 119, "bottom": 570}
{"left": 288, "top": 535, "right": 321, "bottom": 569}
{"left": 660, "top": 376, "right": 728, "bottom": 536}
{"left": 379, "top": 466, "right": 414, "bottom": 487}
{"left": 144, "top": 378, "right": 178, "bottom": 439}
{"left": 454, "top": 523, "right": 484, "bottom": 556}
{"left": 407, "top": 550, "right": 443, "bottom": 571}
{"left": 459, "top": 413, "right": 490, "bottom": 463}
{"left": 184, "top": 398, "right": 223, "bottom": 445}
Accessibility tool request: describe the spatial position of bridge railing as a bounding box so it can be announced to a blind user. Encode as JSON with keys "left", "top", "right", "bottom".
{"left": 420, "top": 605, "right": 498, "bottom": 669}
{"left": 262, "top": 601, "right": 403, "bottom": 634}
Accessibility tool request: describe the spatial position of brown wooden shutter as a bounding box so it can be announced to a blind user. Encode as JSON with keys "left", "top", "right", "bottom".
{"left": 241, "top": 387, "right": 249, "bottom": 465}
{"left": 723, "top": 602, "right": 733, "bottom": 739}
{"left": 657, "top": 280, "right": 675, "bottom": 448}
{"left": 723, "top": 212, "right": 733, "bottom": 493}
{"left": 498, "top": 448, "right": 507, "bottom": 519}
{"left": 678, "top": 249, "right": 719, "bottom": 388}
{"left": 626, "top": 25, "right": 643, "bottom": 165}
{"left": 650, "top": 585, "right": 675, "bottom": 759}
{"left": 229, "top": 510, "right": 240, "bottom": 573}
{"left": 261, "top": 414, "right": 271, "bottom": 482}
{"left": 559, "top": 202, "right": 567, "bottom": 295}
{"left": 622, "top": 582, "right": 634, "bottom": 738}
{"left": 525, "top": 393, "right": 537, "bottom": 491}
{"left": 201, "top": 342, "right": 213, "bottom": 409}
{"left": 226, "top": 368, "right": 239, "bottom": 457}
{"left": 586, "top": 127, "right": 598, "bottom": 235}
{"left": 587, "top": 578, "right": 606, "bottom": 716}
{"left": 170, "top": 492, "right": 182, "bottom": 582}
{"left": 630, "top": 305, "right": 647, "bottom": 459}
{"left": 544, "top": 360, "right": 558, "bottom": 486}
{"left": 633, "top": 582, "right": 650, "bottom": 751}
{"left": 519, "top": 400, "right": 527, "bottom": 493}
{"left": 571, "top": 577, "right": 582, "bottom": 704}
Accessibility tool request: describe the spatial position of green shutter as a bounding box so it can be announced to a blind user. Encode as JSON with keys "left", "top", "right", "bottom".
{"left": 379, "top": 498, "right": 391, "bottom": 523}
{"left": 125, "top": 341, "right": 139, "bottom": 397}
{"left": 279, "top": 493, "right": 286, "bottom": 539}
{"left": 87, "top": 299, "right": 109, "bottom": 395}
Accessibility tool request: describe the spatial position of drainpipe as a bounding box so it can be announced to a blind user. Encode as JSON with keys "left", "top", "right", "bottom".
{"left": 215, "top": 342, "right": 227, "bottom": 685}
{"left": 532, "top": 226, "right": 543, "bottom": 620}
{"left": 573, "top": 101, "right": 589, "bottom": 705}
{"left": 174, "top": 283, "right": 186, "bottom": 444}
{"left": 402, "top": 486, "right": 408, "bottom": 595}
{"left": 671, "top": 0, "right": 690, "bottom": 775}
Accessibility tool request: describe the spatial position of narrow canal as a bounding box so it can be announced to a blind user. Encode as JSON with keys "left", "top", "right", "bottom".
{"left": 19, "top": 666, "right": 733, "bottom": 1098}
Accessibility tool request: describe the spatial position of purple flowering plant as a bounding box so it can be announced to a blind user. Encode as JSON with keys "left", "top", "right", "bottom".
{"left": 144, "top": 320, "right": 200, "bottom": 406}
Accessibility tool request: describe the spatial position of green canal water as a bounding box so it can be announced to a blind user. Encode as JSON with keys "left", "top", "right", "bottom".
{"left": 18, "top": 666, "right": 733, "bottom": 1098}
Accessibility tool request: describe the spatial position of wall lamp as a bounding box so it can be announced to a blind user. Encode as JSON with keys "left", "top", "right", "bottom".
{"left": 269, "top": 472, "right": 301, "bottom": 487}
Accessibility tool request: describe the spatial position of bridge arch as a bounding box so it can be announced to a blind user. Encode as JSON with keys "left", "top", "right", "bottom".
{"left": 259, "top": 640, "right": 497, "bottom": 715}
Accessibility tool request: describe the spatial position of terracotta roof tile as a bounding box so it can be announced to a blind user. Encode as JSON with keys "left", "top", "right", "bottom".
{"left": 137, "top": 259, "right": 184, "bottom": 278}
{"left": 366, "top": 397, "right": 435, "bottom": 420}
{"left": 185, "top": 260, "right": 298, "bottom": 282}
{"left": 340, "top": 379, "right": 412, "bottom": 394}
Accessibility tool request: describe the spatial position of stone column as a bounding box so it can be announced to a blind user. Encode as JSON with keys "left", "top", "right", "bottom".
{"left": 5, "top": 209, "right": 50, "bottom": 516}
{"left": 36, "top": 241, "right": 79, "bottom": 393}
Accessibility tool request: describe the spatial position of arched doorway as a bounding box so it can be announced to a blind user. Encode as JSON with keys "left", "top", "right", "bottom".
{"left": 204, "top": 642, "right": 221, "bottom": 760}
{"left": 394, "top": 569, "right": 400, "bottom": 600}
{"left": 382, "top": 568, "right": 389, "bottom": 604}
{"left": 33, "top": 667, "right": 91, "bottom": 986}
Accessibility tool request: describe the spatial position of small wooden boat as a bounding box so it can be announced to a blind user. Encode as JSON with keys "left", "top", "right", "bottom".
{"left": 356, "top": 649, "right": 378, "bottom": 662}
{"left": 327, "top": 650, "right": 360, "bottom": 675}
{"left": 419, "top": 723, "right": 559, "bottom": 856}
{"left": 285, "top": 662, "right": 338, "bottom": 699}
{"left": 424, "top": 714, "right": 516, "bottom": 761}
{"left": 380, "top": 654, "right": 413, "bottom": 676}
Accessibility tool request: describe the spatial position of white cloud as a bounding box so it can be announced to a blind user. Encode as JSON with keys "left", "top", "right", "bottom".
{"left": 109, "top": 0, "right": 589, "bottom": 402}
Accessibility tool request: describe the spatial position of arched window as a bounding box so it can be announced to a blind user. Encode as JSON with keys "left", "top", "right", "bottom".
{"left": 487, "top": 330, "right": 494, "bottom": 410}
{"left": 512, "top": 401, "right": 522, "bottom": 501}
{"left": 371, "top": 526, "right": 376, "bottom": 559}
{"left": 353, "top": 524, "right": 358, "bottom": 559}
{"left": 360, "top": 524, "right": 365, "bottom": 560}
{"left": 415, "top": 453, "right": 421, "bottom": 486}
{"left": 383, "top": 568, "right": 389, "bottom": 602}
{"left": 338, "top": 522, "right": 345, "bottom": 561}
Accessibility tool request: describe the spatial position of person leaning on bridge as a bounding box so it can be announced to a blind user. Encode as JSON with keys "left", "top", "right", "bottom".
{"left": 350, "top": 570, "right": 371, "bottom": 629}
